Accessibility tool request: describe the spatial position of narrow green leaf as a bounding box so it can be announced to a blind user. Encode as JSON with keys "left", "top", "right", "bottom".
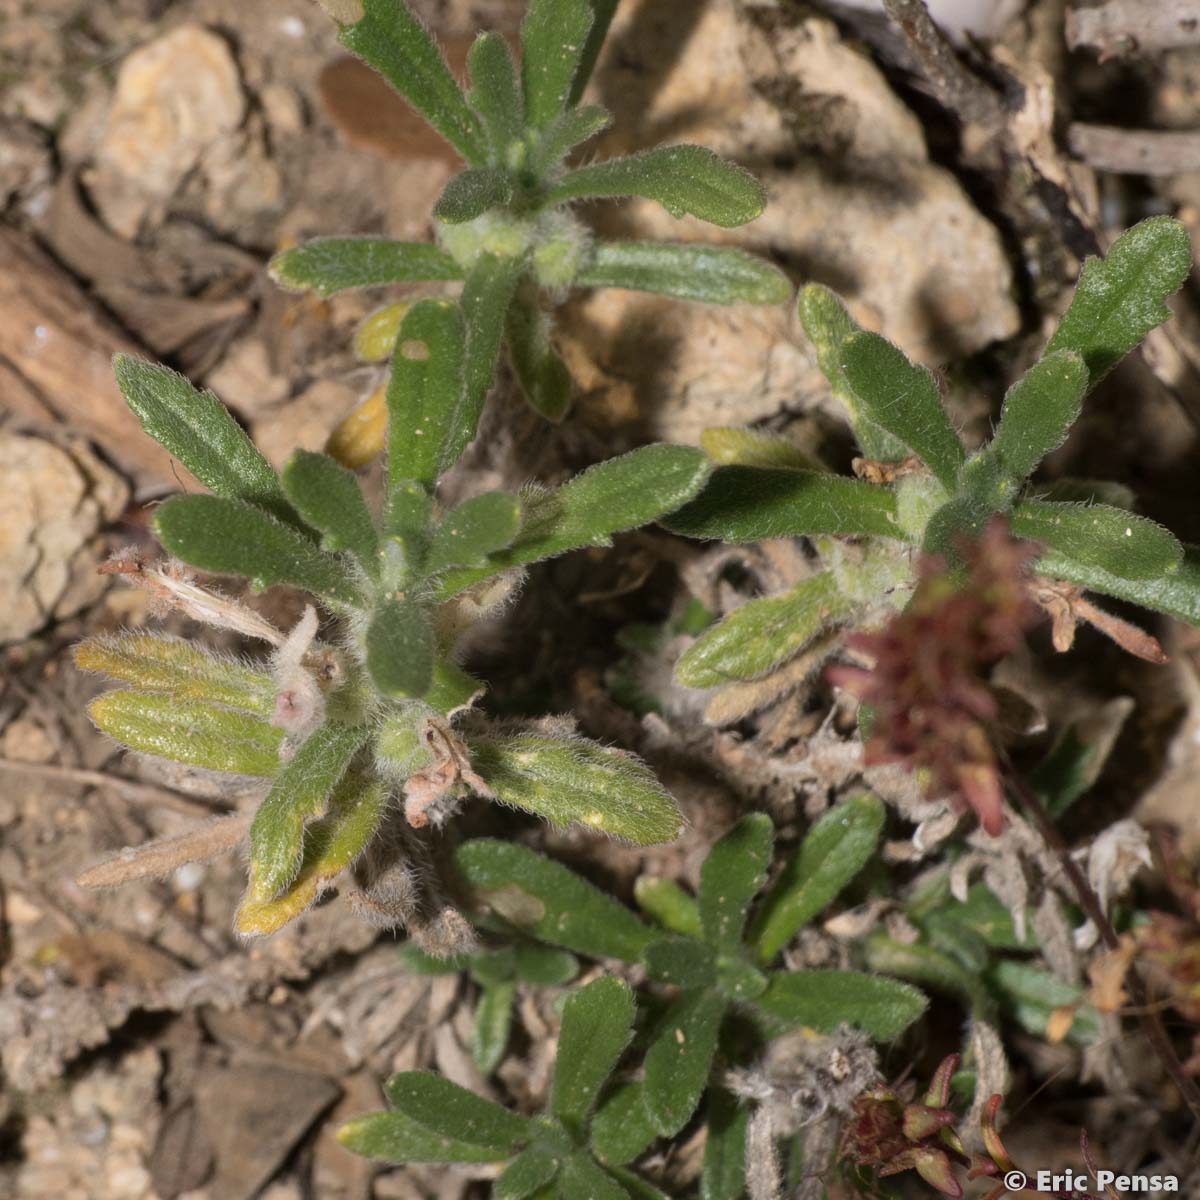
{"left": 699, "top": 813, "right": 773, "bottom": 952}
{"left": 575, "top": 241, "right": 790, "bottom": 305}
{"left": 434, "top": 167, "right": 514, "bottom": 223}
{"left": 249, "top": 722, "right": 370, "bottom": 898}
{"left": 556, "top": 1155, "right": 629, "bottom": 1200}
{"left": 513, "top": 944, "right": 579, "bottom": 986}
{"left": 988, "top": 960, "right": 1100, "bottom": 1046}
{"left": 1032, "top": 698, "right": 1134, "bottom": 818}
{"left": 749, "top": 794, "right": 884, "bottom": 965}
{"left": 796, "top": 285, "right": 907, "bottom": 461}
{"left": 662, "top": 466, "right": 902, "bottom": 543}
{"left": 337, "top": 1110, "right": 512, "bottom": 1164}
{"left": 754, "top": 969, "right": 927, "bottom": 1040}
{"left": 643, "top": 989, "right": 727, "bottom": 1137}
{"left": 269, "top": 239, "right": 463, "bottom": 297}
{"left": 520, "top": 0, "right": 594, "bottom": 131}
{"left": 114, "top": 356, "right": 296, "bottom": 526}
{"left": 942, "top": 884, "right": 1036, "bottom": 950}
{"left": 590, "top": 1083, "right": 658, "bottom": 1167}
{"left": 506, "top": 292, "right": 573, "bottom": 421}
{"left": 89, "top": 690, "right": 282, "bottom": 777}
{"left": 922, "top": 911, "right": 989, "bottom": 974}
{"left": 1044, "top": 216, "right": 1191, "bottom": 383}
{"left": 74, "top": 634, "right": 275, "bottom": 717}
{"left": 610, "top": 1169, "right": 672, "bottom": 1200}
{"left": 677, "top": 572, "right": 850, "bottom": 688}
{"left": 437, "top": 445, "right": 712, "bottom": 598}
{"left": 841, "top": 331, "right": 965, "bottom": 490}
{"left": 468, "top": 32, "right": 523, "bottom": 152}
{"left": 384, "top": 1072, "right": 531, "bottom": 1150}
{"left": 552, "top": 977, "right": 635, "bottom": 1136}
{"left": 546, "top": 146, "right": 767, "bottom": 228}
{"left": 282, "top": 450, "right": 380, "bottom": 579}
{"left": 700, "top": 427, "right": 824, "bottom": 472}
{"left": 568, "top": 0, "right": 619, "bottom": 106}
{"left": 498, "top": 1147, "right": 560, "bottom": 1200}
{"left": 428, "top": 492, "right": 523, "bottom": 573}
{"left": 990, "top": 350, "right": 1089, "bottom": 484}
{"left": 701, "top": 1088, "right": 748, "bottom": 1200}
{"left": 154, "top": 495, "right": 362, "bottom": 606}
{"left": 383, "top": 478, "right": 434, "bottom": 561}
{"left": 921, "top": 493, "right": 991, "bottom": 562}
{"left": 1011, "top": 499, "right": 1182, "bottom": 579}
{"left": 469, "top": 947, "right": 518, "bottom": 986}
{"left": 633, "top": 877, "right": 702, "bottom": 939}
{"left": 473, "top": 981, "right": 516, "bottom": 1074}
{"left": 863, "top": 934, "right": 992, "bottom": 1017}
{"left": 454, "top": 840, "right": 655, "bottom": 962}
{"left": 387, "top": 298, "right": 467, "bottom": 488}
{"left": 366, "top": 597, "right": 434, "bottom": 698}
{"left": 339, "top": 0, "right": 488, "bottom": 163}
{"left": 529, "top": 105, "right": 612, "bottom": 177}
{"left": 470, "top": 734, "right": 682, "bottom": 845}
{"left": 642, "top": 938, "right": 718, "bottom": 989}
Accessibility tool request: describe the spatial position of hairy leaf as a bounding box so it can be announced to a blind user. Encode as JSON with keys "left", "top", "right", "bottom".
{"left": 428, "top": 492, "right": 523, "bottom": 573}
{"left": 643, "top": 938, "right": 718, "bottom": 990}
{"left": 434, "top": 167, "right": 514, "bottom": 223}
{"left": 366, "top": 597, "right": 434, "bottom": 698}
{"left": 643, "top": 989, "right": 727, "bottom": 1137}
{"left": 841, "top": 331, "right": 964, "bottom": 490}
{"left": 520, "top": 0, "right": 593, "bottom": 131}
{"left": 556, "top": 1156, "right": 627, "bottom": 1200}
{"left": 546, "top": 146, "right": 767, "bottom": 228}
{"left": 154, "top": 495, "right": 362, "bottom": 606}
{"left": 990, "top": 350, "right": 1089, "bottom": 484}
{"left": 590, "top": 1082, "right": 658, "bottom": 1167}
{"left": 497, "top": 1147, "right": 560, "bottom": 1200}
{"left": 864, "top": 934, "right": 992, "bottom": 1017}
{"left": 702, "top": 1089, "right": 748, "bottom": 1200}
{"left": 988, "top": 961, "right": 1100, "bottom": 1046}
{"left": 575, "top": 241, "right": 790, "bottom": 305}
{"left": 700, "top": 427, "right": 824, "bottom": 471}
{"left": 337, "top": 1110, "right": 513, "bottom": 1164}
{"left": 473, "top": 981, "right": 516, "bottom": 1075}
{"left": 754, "top": 969, "right": 927, "bottom": 1039}
{"left": 568, "top": 0, "right": 619, "bottom": 106}
{"left": 467, "top": 32, "right": 523, "bottom": 152}
{"left": 699, "top": 813, "right": 774, "bottom": 952}
{"left": 513, "top": 944, "right": 579, "bottom": 986}
{"left": 282, "top": 450, "right": 380, "bottom": 578}
{"left": 455, "top": 840, "right": 655, "bottom": 962}
{"left": 470, "top": 734, "right": 682, "bottom": 845}
{"left": 529, "top": 104, "right": 612, "bottom": 177}
{"left": 663, "top": 466, "right": 902, "bottom": 543}
{"left": 339, "top": 0, "right": 488, "bottom": 162}
{"left": 384, "top": 1072, "right": 532, "bottom": 1150}
{"left": 552, "top": 977, "right": 635, "bottom": 1136}
{"left": 1044, "top": 216, "right": 1191, "bottom": 383}
{"left": 505, "top": 293, "right": 573, "bottom": 421}
{"left": 749, "top": 794, "right": 884, "bottom": 964}
{"left": 634, "top": 877, "right": 702, "bottom": 939}
{"left": 270, "top": 238, "right": 463, "bottom": 297}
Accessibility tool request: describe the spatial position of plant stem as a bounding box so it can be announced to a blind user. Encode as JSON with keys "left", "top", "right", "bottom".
{"left": 1006, "top": 766, "right": 1200, "bottom": 1125}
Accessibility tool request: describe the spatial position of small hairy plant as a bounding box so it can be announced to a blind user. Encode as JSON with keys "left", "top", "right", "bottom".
{"left": 668, "top": 217, "right": 1196, "bottom": 741}
{"left": 74, "top": 347, "right": 712, "bottom": 937}
{"left": 277, "top": 0, "right": 789, "bottom": 435}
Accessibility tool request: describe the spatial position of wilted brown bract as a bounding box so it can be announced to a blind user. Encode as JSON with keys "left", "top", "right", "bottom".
{"left": 77, "top": 812, "right": 251, "bottom": 888}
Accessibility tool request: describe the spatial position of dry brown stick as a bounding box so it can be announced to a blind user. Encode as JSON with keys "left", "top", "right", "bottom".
{"left": 0, "top": 757, "right": 232, "bottom": 818}
{"left": 1005, "top": 767, "right": 1200, "bottom": 1126}
{"left": 880, "top": 0, "right": 1004, "bottom": 127}
{"left": 1067, "top": 0, "right": 1200, "bottom": 57}
{"left": 1068, "top": 123, "right": 1200, "bottom": 175}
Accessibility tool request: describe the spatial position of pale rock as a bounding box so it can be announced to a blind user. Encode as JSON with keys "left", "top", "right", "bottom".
{"left": 204, "top": 337, "right": 290, "bottom": 418}
{"left": 251, "top": 379, "right": 359, "bottom": 470}
{"left": 1, "top": 718, "right": 56, "bottom": 764}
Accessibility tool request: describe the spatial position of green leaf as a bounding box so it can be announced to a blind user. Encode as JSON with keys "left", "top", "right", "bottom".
{"left": 89, "top": 690, "right": 282, "bottom": 777}
{"left": 556, "top": 1155, "right": 629, "bottom": 1200}
{"left": 470, "top": 947, "right": 518, "bottom": 986}
{"left": 529, "top": 105, "right": 612, "bottom": 177}
{"left": 701, "top": 1089, "right": 748, "bottom": 1200}
{"left": 366, "top": 597, "right": 434, "bottom": 698}
{"left": 989, "top": 350, "right": 1089, "bottom": 484}
{"left": 506, "top": 292, "right": 573, "bottom": 421}
{"left": 699, "top": 813, "right": 774, "bottom": 952}
{"left": 467, "top": 32, "right": 523, "bottom": 153}
{"left": 473, "top": 981, "right": 516, "bottom": 1074}
{"left": 455, "top": 840, "right": 655, "bottom": 962}
{"left": 610, "top": 1169, "right": 672, "bottom": 1200}
{"left": 470, "top": 734, "right": 683, "bottom": 845}
{"left": 643, "top": 938, "right": 718, "bottom": 989}
{"left": 1031, "top": 699, "right": 1134, "bottom": 818}
{"left": 337, "top": 1109, "right": 513, "bottom": 1165}
{"left": 387, "top": 298, "right": 467, "bottom": 488}
{"left": 575, "top": 241, "right": 790, "bottom": 305}
{"left": 633, "top": 877, "right": 702, "bottom": 939}
{"left": 590, "top": 1083, "right": 659, "bottom": 1167}
{"left": 840, "top": 331, "right": 965, "bottom": 491}
{"left": 677, "top": 572, "right": 851, "bottom": 688}
{"left": 434, "top": 167, "right": 514, "bottom": 223}
{"left": 546, "top": 146, "right": 767, "bottom": 229}
{"left": 749, "top": 794, "right": 885, "bottom": 965}
{"left": 922, "top": 911, "right": 989, "bottom": 974}
{"left": 921, "top": 493, "right": 991, "bottom": 562}
{"left": 438, "top": 445, "right": 712, "bottom": 598}
{"left": 662, "top": 466, "right": 902, "bottom": 543}
{"left": 754, "top": 969, "right": 927, "bottom": 1040}
{"left": 988, "top": 961, "right": 1100, "bottom": 1046}
{"left": 1011, "top": 499, "right": 1182, "bottom": 579}
{"left": 520, "top": 0, "right": 594, "bottom": 131}
{"left": 339, "top": 0, "right": 488, "bottom": 163}
{"left": 399, "top": 944, "right": 471, "bottom": 975}
{"left": 1044, "top": 216, "right": 1191, "bottom": 383}
{"left": 553, "top": 977, "right": 635, "bottom": 1136}
{"left": 428, "top": 492, "right": 523, "bottom": 573}
{"left": 796, "top": 285, "right": 907, "bottom": 462}
{"left": 863, "top": 934, "right": 992, "bottom": 1018}
{"left": 643, "top": 989, "right": 727, "bottom": 1136}
{"left": 282, "top": 450, "right": 380, "bottom": 579}
{"left": 249, "top": 722, "right": 370, "bottom": 898}
{"left": 942, "top": 884, "right": 1036, "bottom": 950}
{"left": 383, "top": 479, "right": 434, "bottom": 563}
{"left": 154, "top": 495, "right": 362, "bottom": 606}
{"left": 498, "top": 1147, "right": 560, "bottom": 1200}
{"left": 568, "top": 0, "right": 619, "bottom": 106}
{"left": 74, "top": 634, "right": 275, "bottom": 717}
{"left": 269, "top": 239, "right": 463, "bottom": 297}
{"left": 114, "top": 357, "right": 297, "bottom": 526}
{"left": 514, "top": 944, "right": 579, "bottom": 985}
{"left": 700, "top": 427, "right": 824, "bottom": 472}
{"left": 384, "top": 1072, "right": 531, "bottom": 1150}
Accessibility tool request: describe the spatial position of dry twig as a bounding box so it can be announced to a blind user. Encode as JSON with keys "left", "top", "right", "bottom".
{"left": 1068, "top": 123, "right": 1200, "bottom": 176}
{"left": 1067, "top": 1, "right": 1200, "bottom": 58}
